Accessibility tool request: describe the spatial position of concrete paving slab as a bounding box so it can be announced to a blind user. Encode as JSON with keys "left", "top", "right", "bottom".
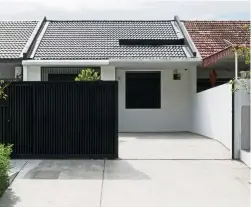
{"left": 9, "top": 160, "right": 28, "bottom": 176}
{"left": 0, "top": 180, "right": 102, "bottom": 207}
{"left": 8, "top": 160, "right": 28, "bottom": 184}
{"left": 15, "top": 160, "right": 104, "bottom": 180}
{"left": 0, "top": 160, "right": 104, "bottom": 207}
{"left": 119, "top": 133, "right": 231, "bottom": 159}
{"left": 102, "top": 160, "right": 250, "bottom": 207}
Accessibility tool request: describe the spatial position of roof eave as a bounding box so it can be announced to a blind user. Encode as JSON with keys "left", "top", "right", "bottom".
{"left": 0, "top": 58, "right": 23, "bottom": 63}
{"left": 22, "top": 59, "right": 110, "bottom": 66}
{"left": 22, "top": 57, "right": 202, "bottom": 67}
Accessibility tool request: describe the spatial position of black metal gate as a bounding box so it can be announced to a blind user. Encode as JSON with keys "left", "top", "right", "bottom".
{"left": 0, "top": 81, "right": 118, "bottom": 159}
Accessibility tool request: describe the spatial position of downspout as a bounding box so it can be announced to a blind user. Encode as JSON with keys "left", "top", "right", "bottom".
{"left": 232, "top": 82, "right": 235, "bottom": 159}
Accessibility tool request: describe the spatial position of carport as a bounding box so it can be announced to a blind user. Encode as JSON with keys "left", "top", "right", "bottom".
{"left": 119, "top": 132, "right": 231, "bottom": 160}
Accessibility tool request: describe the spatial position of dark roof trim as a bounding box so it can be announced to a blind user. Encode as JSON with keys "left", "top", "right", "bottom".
{"left": 174, "top": 16, "right": 197, "bottom": 57}
{"left": 0, "top": 58, "right": 23, "bottom": 63}
{"left": 119, "top": 39, "right": 184, "bottom": 46}
{"left": 22, "top": 16, "right": 47, "bottom": 59}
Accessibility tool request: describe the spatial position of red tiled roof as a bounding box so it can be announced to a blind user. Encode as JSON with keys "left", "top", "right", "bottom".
{"left": 184, "top": 21, "right": 250, "bottom": 60}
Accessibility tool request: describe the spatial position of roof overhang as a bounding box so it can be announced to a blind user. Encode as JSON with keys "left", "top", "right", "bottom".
{"left": 22, "top": 60, "right": 110, "bottom": 67}
{"left": 202, "top": 46, "right": 233, "bottom": 68}
{"left": 0, "top": 58, "right": 23, "bottom": 63}
{"left": 22, "top": 58, "right": 202, "bottom": 68}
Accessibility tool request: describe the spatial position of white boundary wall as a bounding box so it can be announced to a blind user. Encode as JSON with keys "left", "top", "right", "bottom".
{"left": 191, "top": 84, "right": 232, "bottom": 150}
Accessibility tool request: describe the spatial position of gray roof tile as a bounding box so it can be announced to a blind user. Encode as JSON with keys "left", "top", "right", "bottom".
{"left": 34, "top": 21, "right": 188, "bottom": 60}
{"left": 0, "top": 21, "right": 38, "bottom": 59}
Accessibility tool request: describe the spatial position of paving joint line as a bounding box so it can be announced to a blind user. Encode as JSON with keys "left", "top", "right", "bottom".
{"left": 99, "top": 159, "right": 106, "bottom": 207}
{"left": 118, "top": 158, "right": 232, "bottom": 161}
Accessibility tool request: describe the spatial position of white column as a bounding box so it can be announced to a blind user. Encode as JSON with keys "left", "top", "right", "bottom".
{"left": 23, "top": 66, "right": 41, "bottom": 81}
{"left": 101, "top": 66, "right": 116, "bottom": 80}
{"left": 22, "top": 65, "right": 28, "bottom": 81}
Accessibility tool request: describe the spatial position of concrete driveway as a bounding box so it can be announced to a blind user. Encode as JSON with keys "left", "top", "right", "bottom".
{"left": 119, "top": 132, "right": 231, "bottom": 159}
{"left": 0, "top": 133, "right": 249, "bottom": 207}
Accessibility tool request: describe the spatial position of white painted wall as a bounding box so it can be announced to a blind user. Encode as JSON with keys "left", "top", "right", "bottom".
{"left": 117, "top": 68, "right": 193, "bottom": 132}
{"left": 101, "top": 66, "right": 116, "bottom": 80}
{"left": 191, "top": 84, "right": 232, "bottom": 150}
{"left": 23, "top": 65, "right": 41, "bottom": 81}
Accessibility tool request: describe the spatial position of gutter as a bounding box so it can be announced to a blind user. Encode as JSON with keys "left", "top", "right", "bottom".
{"left": 22, "top": 60, "right": 110, "bottom": 66}
{"left": 174, "top": 16, "right": 198, "bottom": 58}
{"left": 109, "top": 58, "right": 201, "bottom": 64}
{"left": 20, "top": 17, "right": 47, "bottom": 59}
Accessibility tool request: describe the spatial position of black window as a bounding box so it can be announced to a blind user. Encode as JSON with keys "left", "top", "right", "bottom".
{"left": 119, "top": 39, "right": 184, "bottom": 46}
{"left": 48, "top": 74, "right": 78, "bottom": 81}
{"left": 126, "top": 72, "right": 161, "bottom": 109}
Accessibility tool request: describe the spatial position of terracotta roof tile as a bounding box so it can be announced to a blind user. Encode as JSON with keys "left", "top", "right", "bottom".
{"left": 184, "top": 21, "right": 250, "bottom": 58}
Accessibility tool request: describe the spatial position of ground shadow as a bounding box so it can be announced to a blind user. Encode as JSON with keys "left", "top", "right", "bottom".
{"left": 0, "top": 187, "right": 20, "bottom": 207}
{"left": 23, "top": 160, "right": 105, "bottom": 180}
{"left": 104, "top": 160, "right": 151, "bottom": 180}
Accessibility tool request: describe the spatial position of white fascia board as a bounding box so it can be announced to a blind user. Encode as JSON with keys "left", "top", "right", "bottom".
{"left": 19, "top": 17, "right": 46, "bottom": 58}
{"left": 30, "top": 22, "right": 50, "bottom": 58}
{"left": 22, "top": 59, "right": 110, "bottom": 66}
{"left": 22, "top": 58, "right": 201, "bottom": 67}
{"left": 109, "top": 58, "right": 201, "bottom": 64}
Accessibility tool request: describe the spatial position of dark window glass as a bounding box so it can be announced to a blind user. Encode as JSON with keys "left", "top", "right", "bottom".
{"left": 197, "top": 78, "right": 231, "bottom": 93}
{"left": 48, "top": 74, "right": 78, "bottom": 81}
{"left": 126, "top": 72, "right": 161, "bottom": 109}
{"left": 119, "top": 39, "right": 184, "bottom": 46}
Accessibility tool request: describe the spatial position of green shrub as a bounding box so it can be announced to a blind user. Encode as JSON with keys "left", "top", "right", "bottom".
{"left": 0, "top": 144, "right": 12, "bottom": 197}
{"left": 75, "top": 68, "right": 100, "bottom": 81}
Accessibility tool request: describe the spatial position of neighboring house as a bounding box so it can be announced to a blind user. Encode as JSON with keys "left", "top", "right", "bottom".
{"left": 184, "top": 20, "right": 250, "bottom": 92}
{"left": 22, "top": 16, "right": 200, "bottom": 133}
{"left": 0, "top": 18, "right": 46, "bottom": 80}
{"left": 185, "top": 20, "right": 250, "bottom": 165}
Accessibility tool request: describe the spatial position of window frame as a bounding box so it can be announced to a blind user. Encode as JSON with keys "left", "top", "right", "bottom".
{"left": 125, "top": 71, "right": 161, "bottom": 109}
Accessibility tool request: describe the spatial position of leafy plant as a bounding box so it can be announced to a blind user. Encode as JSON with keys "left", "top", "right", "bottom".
{"left": 75, "top": 68, "right": 100, "bottom": 81}
{"left": 229, "top": 24, "right": 250, "bottom": 93}
{"left": 0, "top": 144, "right": 13, "bottom": 197}
{"left": 0, "top": 80, "right": 11, "bottom": 100}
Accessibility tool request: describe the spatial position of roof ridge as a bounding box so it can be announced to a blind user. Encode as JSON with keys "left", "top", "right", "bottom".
{"left": 47, "top": 20, "right": 174, "bottom": 22}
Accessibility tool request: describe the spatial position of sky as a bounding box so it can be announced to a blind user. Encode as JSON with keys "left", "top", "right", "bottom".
{"left": 0, "top": 0, "right": 250, "bottom": 20}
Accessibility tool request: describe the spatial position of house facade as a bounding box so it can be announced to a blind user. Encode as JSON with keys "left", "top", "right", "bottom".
{"left": 0, "top": 16, "right": 249, "bottom": 139}
{"left": 20, "top": 16, "right": 200, "bottom": 133}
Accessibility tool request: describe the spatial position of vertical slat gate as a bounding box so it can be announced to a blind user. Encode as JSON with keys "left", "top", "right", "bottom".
{"left": 1, "top": 81, "right": 118, "bottom": 159}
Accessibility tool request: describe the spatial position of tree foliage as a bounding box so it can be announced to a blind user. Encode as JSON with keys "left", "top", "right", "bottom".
{"left": 75, "top": 68, "right": 100, "bottom": 81}
{"left": 0, "top": 80, "right": 11, "bottom": 100}
{"left": 0, "top": 144, "right": 13, "bottom": 197}
{"left": 229, "top": 24, "right": 250, "bottom": 93}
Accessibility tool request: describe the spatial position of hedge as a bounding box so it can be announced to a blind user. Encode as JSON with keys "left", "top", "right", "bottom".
{"left": 0, "top": 144, "right": 12, "bottom": 197}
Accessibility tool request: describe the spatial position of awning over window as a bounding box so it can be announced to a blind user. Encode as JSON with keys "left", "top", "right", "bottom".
{"left": 202, "top": 46, "right": 233, "bottom": 68}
